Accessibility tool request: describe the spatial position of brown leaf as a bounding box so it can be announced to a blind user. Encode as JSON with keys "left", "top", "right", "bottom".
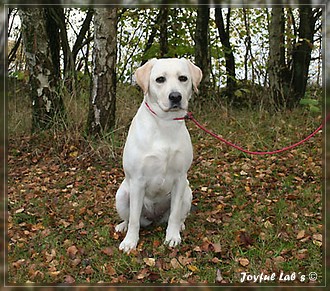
{"left": 105, "top": 264, "right": 117, "bottom": 276}
{"left": 170, "top": 258, "right": 182, "bottom": 269}
{"left": 136, "top": 268, "right": 149, "bottom": 280}
{"left": 238, "top": 258, "right": 250, "bottom": 267}
{"left": 296, "top": 230, "right": 305, "bottom": 240}
{"left": 85, "top": 265, "right": 94, "bottom": 275}
{"left": 236, "top": 231, "right": 253, "bottom": 247}
{"left": 193, "top": 246, "right": 202, "bottom": 252}
{"left": 63, "top": 274, "right": 75, "bottom": 283}
{"left": 67, "top": 245, "right": 78, "bottom": 259}
{"left": 12, "top": 259, "right": 26, "bottom": 268}
{"left": 273, "top": 256, "right": 285, "bottom": 264}
{"left": 143, "top": 257, "right": 156, "bottom": 267}
{"left": 211, "top": 242, "right": 222, "bottom": 253}
{"left": 101, "top": 247, "right": 114, "bottom": 257}
{"left": 312, "top": 233, "right": 322, "bottom": 242}
{"left": 45, "top": 249, "right": 56, "bottom": 263}
{"left": 295, "top": 249, "right": 308, "bottom": 260}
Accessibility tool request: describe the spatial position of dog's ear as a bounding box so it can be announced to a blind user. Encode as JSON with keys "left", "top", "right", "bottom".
{"left": 185, "top": 59, "right": 203, "bottom": 93}
{"left": 134, "top": 58, "right": 157, "bottom": 94}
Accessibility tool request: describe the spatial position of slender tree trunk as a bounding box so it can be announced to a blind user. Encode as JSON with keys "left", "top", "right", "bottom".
{"left": 268, "top": 7, "right": 290, "bottom": 108}
{"left": 87, "top": 8, "right": 117, "bottom": 136}
{"left": 289, "top": 7, "right": 317, "bottom": 108}
{"left": 48, "top": 8, "right": 76, "bottom": 94}
{"left": 215, "top": 8, "right": 236, "bottom": 97}
{"left": 19, "top": 8, "right": 65, "bottom": 132}
{"left": 159, "top": 8, "right": 169, "bottom": 57}
{"left": 195, "top": 6, "right": 211, "bottom": 98}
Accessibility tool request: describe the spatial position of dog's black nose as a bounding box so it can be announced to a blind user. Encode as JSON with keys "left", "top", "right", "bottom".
{"left": 169, "top": 92, "right": 182, "bottom": 104}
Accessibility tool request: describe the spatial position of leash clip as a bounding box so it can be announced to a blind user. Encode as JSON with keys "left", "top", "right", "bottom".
{"left": 184, "top": 112, "right": 193, "bottom": 120}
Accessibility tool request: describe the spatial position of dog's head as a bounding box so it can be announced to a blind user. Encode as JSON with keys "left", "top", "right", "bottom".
{"left": 135, "top": 58, "right": 202, "bottom": 112}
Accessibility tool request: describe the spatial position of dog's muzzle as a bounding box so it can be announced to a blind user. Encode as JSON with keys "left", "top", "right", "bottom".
{"left": 169, "top": 92, "right": 182, "bottom": 110}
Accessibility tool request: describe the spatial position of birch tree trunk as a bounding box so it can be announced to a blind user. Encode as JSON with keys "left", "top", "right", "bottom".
{"left": 19, "top": 8, "right": 65, "bottom": 132}
{"left": 87, "top": 8, "right": 117, "bottom": 136}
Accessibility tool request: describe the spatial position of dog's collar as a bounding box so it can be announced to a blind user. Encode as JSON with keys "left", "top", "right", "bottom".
{"left": 144, "top": 102, "right": 186, "bottom": 121}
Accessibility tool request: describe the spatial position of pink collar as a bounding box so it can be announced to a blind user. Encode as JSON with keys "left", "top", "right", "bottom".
{"left": 145, "top": 102, "right": 187, "bottom": 121}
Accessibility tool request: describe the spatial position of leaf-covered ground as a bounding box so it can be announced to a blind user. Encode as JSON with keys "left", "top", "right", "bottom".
{"left": 7, "top": 101, "right": 324, "bottom": 286}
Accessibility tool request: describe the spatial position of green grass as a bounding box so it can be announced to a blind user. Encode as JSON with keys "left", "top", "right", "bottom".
{"left": 7, "top": 81, "right": 324, "bottom": 285}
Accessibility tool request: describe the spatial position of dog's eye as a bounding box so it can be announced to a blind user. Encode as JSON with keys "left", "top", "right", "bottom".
{"left": 179, "top": 76, "right": 188, "bottom": 82}
{"left": 156, "top": 76, "right": 166, "bottom": 83}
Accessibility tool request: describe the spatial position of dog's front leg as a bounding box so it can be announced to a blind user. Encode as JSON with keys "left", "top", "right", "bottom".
{"left": 119, "top": 180, "right": 145, "bottom": 253}
{"left": 165, "top": 176, "right": 191, "bottom": 247}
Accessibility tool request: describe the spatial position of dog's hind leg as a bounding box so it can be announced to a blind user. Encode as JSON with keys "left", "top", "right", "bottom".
{"left": 115, "top": 179, "right": 129, "bottom": 233}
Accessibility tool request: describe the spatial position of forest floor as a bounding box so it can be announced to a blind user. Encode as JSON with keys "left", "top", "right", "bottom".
{"left": 7, "top": 83, "right": 324, "bottom": 286}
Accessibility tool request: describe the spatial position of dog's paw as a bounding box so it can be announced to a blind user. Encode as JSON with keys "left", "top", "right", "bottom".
{"left": 115, "top": 221, "right": 128, "bottom": 233}
{"left": 164, "top": 233, "right": 181, "bottom": 247}
{"left": 119, "top": 238, "right": 138, "bottom": 253}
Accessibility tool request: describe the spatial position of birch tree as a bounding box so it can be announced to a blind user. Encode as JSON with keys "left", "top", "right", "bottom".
{"left": 87, "top": 8, "right": 117, "bottom": 136}
{"left": 19, "top": 8, "right": 65, "bottom": 132}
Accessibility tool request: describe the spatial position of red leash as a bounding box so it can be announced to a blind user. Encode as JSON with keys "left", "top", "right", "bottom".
{"left": 145, "top": 102, "right": 326, "bottom": 155}
{"left": 184, "top": 112, "right": 327, "bottom": 155}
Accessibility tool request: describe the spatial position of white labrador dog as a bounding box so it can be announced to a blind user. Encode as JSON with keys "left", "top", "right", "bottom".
{"left": 115, "top": 58, "right": 202, "bottom": 253}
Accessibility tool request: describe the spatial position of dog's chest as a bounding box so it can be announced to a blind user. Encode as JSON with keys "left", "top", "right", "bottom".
{"left": 143, "top": 145, "right": 189, "bottom": 195}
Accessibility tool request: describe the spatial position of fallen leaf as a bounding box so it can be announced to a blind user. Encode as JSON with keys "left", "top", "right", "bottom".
{"left": 264, "top": 220, "right": 273, "bottom": 229}
{"left": 296, "top": 230, "right": 305, "bottom": 240}
{"left": 312, "top": 233, "right": 322, "bottom": 242}
{"left": 236, "top": 231, "right": 253, "bottom": 247}
{"left": 143, "top": 257, "right": 156, "bottom": 267}
{"left": 12, "top": 259, "right": 26, "bottom": 268}
{"left": 63, "top": 274, "right": 75, "bottom": 283}
{"left": 295, "top": 249, "right": 308, "bottom": 260}
{"left": 67, "top": 245, "right": 78, "bottom": 259}
{"left": 48, "top": 270, "right": 61, "bottom": 277}
{"left": 71, "top": 258, "right": 81, "bottom": 267}
{"left": 45, "top": 249, "right": 56, "bottom": 263}
{"left": 273, "top": 256, "right": 285, "bottom": 264}
{"left": 238, "top": 258, "right": 249, "bottom": 267}
{"left": 170, "top": 258, "right": 182, "bottom": 269}
{"left": 15, "top": 208, "right": 25, "bottom": 214}
{"left": 101, "top": 247, "right": 114, "bottom": 257}
{"left": 187, "top": 264, "right": 199, "bottom": 272}
{"left": 105, "top": 264, "right": 117, "bottom": 276}
{"left": 136, "top": 268, "right": 149, "bottom": 280}
{"left": 84, "top": 265, "right": 94, "bottom": 275}
{"left": 211, "top": 242, "right": 222, "bottom": 253}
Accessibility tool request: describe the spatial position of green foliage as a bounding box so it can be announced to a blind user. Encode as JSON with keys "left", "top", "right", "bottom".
{"left": 299, "top": 98, "right": 320, "bottom": 113}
